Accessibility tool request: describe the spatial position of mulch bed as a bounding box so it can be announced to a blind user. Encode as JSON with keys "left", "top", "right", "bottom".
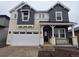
{"left": 38, "top": 48, "right": 79, "bottom": 57}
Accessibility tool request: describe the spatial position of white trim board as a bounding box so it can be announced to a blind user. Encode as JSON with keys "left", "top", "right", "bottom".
{"left": 40, "top": 22, "right": 76, "bottom": 26}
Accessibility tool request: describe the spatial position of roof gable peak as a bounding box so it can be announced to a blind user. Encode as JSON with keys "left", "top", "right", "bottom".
{"left": 53, "top": 1, "right": 70, "bottom": 11}
{"left": 10, "top": 1, "right": 35, "bottom": 13}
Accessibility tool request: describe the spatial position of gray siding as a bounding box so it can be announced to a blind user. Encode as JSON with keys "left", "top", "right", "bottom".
{"left": 0, "top": 17, "right": 9, "bottom": 27}
{"left": 17, "top": 3, "right": 69, "bottom": 25}
{"left": 48, "top": 4, "right": 69, "bottom": 22}
{"left": 0, "top": 28, "right": 8, "bottom": 40}
{"left": 17, "top": 5, "right": 35, "bottom": 25}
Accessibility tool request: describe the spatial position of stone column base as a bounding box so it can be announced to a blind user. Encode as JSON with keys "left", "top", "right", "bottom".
{"left": 72, "top": 36, "right": 78, "bottom": 48}
{"left": 51, "top": 37, "right": 56, "bottom": 46}
{"left": 39, "top": 37, "right": 44, "bottom": 46}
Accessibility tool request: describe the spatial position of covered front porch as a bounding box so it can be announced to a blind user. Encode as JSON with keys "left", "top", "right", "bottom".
{"left": 39, "top": 21, "right": 78, "bottom": 48}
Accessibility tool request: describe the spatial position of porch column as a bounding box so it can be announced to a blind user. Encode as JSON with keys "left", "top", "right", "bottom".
{"left": 51, "top": 25, "right": 56, "bottom": 46}
{"left": 40, "top": 25, "right": 44, "bottom": 46}
{"left": 71, "top": 25, "right": 78, "bottom": 48}
{"left": 72, "top": 25, "right": 75, "bottom": 37}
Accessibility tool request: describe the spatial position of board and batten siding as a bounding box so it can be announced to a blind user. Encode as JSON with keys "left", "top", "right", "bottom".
{"left": 48, "top": 4, "right": 69, "bottom": 22}
{"left": 17, "top": 5, "right": 35, "bottom": 25}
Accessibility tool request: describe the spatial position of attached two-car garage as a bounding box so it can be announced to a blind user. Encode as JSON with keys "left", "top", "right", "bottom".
{"left": 7, "top": 34, "right": 40, "bottom": 46}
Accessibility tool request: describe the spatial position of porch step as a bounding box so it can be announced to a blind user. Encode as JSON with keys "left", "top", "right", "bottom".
{"left": 55, "top": 45, "right": 76, "bottom": 48}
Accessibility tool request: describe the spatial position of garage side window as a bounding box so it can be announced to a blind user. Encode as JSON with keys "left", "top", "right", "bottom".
{"left": 33, "top": 32, "right": 39, "bottom": 34}
{"left": 20, "top": 32, "right": 25, "bottom": 34}
{"left": 27, "top": 32, "right": 32, "bottom": 34}
{"left": 13, "top": 32, "right": 19, "bottom": 34}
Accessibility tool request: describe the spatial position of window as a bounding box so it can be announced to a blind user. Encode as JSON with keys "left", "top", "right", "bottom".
{"left": 39, "top": 13, "right": 41, "bottom": 18}
{"left": 22, "top": 10, "right": 30, "bottom": 21}
{"left": 39, "top": 13, "right": 45, "bottom": 19}
{"left": 28, "top": 26, "right": 33, "bottom": 28}
{"left": 54, "top": 28, "right": 66, "bottom": 38}
{"left": 20, "top": 32, "right": 25, "bottom": 34}
{"left": 54, "top": 29, "right": 59, "bottom": 37}
{"left": 33, "top": 32, "right": 39, "bottom": 34}
{"left": 27, "top": 32, "right": 32, "bottom": 34}
{"left": 14, "top": 14, "right": 16, "bottom": 18}
{"left": 18, "top": 26, "right": 22, "bottom": 28}
{"left": 60, "top": 29, "right": 65, "bottom": 38}
{"left": 44, "top": 31, "right": 47, "bottom": 36}
{"left": 13, "top": 32, "right": 19, "bottom": 34}
{"left": 56, "top": 11, "right": 62, "bottom": 21}
{"left": 9, "top": 31, "right": 11, "bottom": 34}
{"left": 42, "top": 14, "right": 45, "bottom": 18}
{"left": 23, "top": 26, "right": 27, "bottom": 28}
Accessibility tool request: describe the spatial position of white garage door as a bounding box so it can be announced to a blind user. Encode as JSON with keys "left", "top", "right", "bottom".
{"left": 8, "top": 34, "right": 40, "bottom": 46}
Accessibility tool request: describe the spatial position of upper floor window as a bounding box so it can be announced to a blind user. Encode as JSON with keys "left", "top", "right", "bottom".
{"left": 14, "top": 14, "right": 16, "bottom": 19}
{"left": 42, "top": 14, "right": 45, "bottom": 18}
{"left": 39, "top": 13, "right": 41, "bottom": 18}
{"left": 39, "top": 13, "right": 45, "bottom": 19}
{"left": 55, "top": 11, "right": 63, "bottom": 21}
{"left": 22, "top": 10, "right": 30, "bottom": 21}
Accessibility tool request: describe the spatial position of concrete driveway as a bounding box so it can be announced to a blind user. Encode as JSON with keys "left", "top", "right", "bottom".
{"left": 0, "top": 46, "right": 79, "bottom": 57}
{"left": 0, "top": 46, "right": 39, "bottom": 57}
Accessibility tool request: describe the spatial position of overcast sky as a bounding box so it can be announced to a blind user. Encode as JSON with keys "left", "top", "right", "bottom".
{"left": 0, "top": 1, "right": 79, "bottom": 27}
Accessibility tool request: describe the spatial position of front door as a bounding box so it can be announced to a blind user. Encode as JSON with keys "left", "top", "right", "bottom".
{"left": 44, "top": 31, "right": 48, "bottom": 42}
{"left": 43, "top": 25, "right": 52, "bottom": 43}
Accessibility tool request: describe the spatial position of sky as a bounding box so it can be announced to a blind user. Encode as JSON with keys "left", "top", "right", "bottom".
{"left": 0, "top": 1, "right": 79, "bottom": 27}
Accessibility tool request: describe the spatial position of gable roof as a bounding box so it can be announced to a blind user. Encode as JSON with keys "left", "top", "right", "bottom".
{"left": 10, "top": 1, "right": 70, "bottom": 13}
{"left": 10, "top": 1, "right": 36, "bottom": 13}
{"left": 48, "top": 1, "right": 70, "bottom": 11}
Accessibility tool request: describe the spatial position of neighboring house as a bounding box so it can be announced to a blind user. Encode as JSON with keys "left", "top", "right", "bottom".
{"left": 7, "top": 2, "right": 78, "bottom": 47}
{"left": 69, "top": 27, "right": 79, "bottom": 46}
{"left": 0, "top": 15, "right": 10, "bottom": 46}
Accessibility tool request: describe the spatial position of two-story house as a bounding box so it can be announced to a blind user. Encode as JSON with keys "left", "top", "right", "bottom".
{"left": 7, "top": 2, "right": 78, "bottom": 47}
{"left": 0, "top": 15, "right": 10, "bottom": 47}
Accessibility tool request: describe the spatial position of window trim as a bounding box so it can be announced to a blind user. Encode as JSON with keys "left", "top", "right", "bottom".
{"left": 22, "top": 9, "right": 30, "bottom": 21}
{"left": 55, "top": 11, "right": 63, "bottom": 21}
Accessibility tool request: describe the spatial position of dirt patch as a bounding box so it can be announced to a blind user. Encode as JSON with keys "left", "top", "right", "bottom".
{"left": 0, "top": 46, "right": 39, "bottom": 57}
{"left": 38, "top": 48, "right": 79, "bottom": 57}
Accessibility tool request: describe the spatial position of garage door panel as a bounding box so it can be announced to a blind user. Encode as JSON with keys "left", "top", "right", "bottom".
{"left": 10, "top": 34, "right": 39, "bottom": 46}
